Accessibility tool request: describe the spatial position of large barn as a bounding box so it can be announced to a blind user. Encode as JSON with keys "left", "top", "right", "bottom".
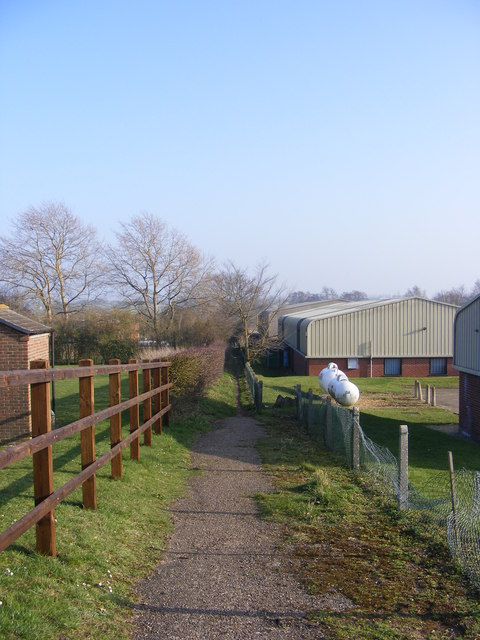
{"left": 279, "top": 297, "right": 458, "bottom": 377}
{"left": 453, "top": 294, "right": 480, "bottom": 440}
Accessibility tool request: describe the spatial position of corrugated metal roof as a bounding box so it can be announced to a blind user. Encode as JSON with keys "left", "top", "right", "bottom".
{"left": 453, "top": 294, "right": 480, "bottom": 375}
{"left": 0, "top": 308, "right": 52, "bottom": 335}
{"left": 281, "top": 297, "right": 457, "bottom": 358}
{"left": 280, "top": 298, "right": 400, "bottom": 320}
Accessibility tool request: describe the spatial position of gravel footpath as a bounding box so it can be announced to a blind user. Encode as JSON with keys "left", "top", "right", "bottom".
{"left": 130, "top": 416, "right": 349, "bottom": 639}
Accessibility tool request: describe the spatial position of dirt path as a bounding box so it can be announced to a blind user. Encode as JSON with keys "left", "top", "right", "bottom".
{"left": 130, "top": 416, "right": 347, "bottom": 639}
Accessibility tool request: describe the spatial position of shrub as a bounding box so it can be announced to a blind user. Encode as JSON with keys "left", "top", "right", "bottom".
{"left": 140, "top": 342, "right": 226, "bottom": 400}
{"left": 99, "top": 338, "right": 136, "bottom": 364}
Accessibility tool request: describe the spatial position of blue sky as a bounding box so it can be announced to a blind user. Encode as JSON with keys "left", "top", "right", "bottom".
{"left": 1, "top": 0, "right": 479, "bottom": 298}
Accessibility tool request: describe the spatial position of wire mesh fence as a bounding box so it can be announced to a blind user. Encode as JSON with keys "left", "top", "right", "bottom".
{"left": 294, "top": 387, "right": 480, "bottom": 590}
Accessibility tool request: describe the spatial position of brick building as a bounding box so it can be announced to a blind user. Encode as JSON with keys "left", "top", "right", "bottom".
{"left": 279, "top": 297, "right": 458, "bottom": 378}
{"left": 453, "top": 294, "right": 480, "bottom": 441}
{"left": 0, "top": 305, "right": 52, "bottom": 443}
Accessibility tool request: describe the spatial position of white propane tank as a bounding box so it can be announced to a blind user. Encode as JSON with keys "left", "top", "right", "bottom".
{"left": 319, "top": 362, "right": 360, "bottom": 407}
{"left": 318, "top": 362, "right": 338, "bottom": 393}
{"left": 328, "top": 373, "right": 360, "bottom": 407}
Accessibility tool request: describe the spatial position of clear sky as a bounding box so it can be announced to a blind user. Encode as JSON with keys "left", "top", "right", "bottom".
{"left": 1, "top": 0, "right": 479, "bottom": 298}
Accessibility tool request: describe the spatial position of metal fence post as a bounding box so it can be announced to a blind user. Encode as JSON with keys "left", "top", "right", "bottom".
{"left": 351, "top": 406, "right": 360, "bottom": 470}
{"left": 398, "top": 425, "right": 409, "bottom": 510}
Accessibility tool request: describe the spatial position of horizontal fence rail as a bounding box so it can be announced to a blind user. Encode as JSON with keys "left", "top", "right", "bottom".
{"left": 0, "top": 358, "right": 172, "bottom": 556}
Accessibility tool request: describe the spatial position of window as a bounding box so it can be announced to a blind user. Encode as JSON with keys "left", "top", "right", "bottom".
{"left": 347, "top": 358, "right": 358, "bottom": 370}
{"left": 384, "top": 358, "right": 401, "bottom": 376}
{"left": 430, "top": 357, "right": 447, "bottom": 375}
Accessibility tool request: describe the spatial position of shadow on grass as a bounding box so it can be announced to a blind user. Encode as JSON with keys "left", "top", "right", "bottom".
{"left": 360, "top": 411, "right": 479, "bottom": 472}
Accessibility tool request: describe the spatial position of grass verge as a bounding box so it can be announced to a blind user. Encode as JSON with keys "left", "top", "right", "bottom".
{"left": 0, "top": 369, "right": 237, "bottom": 640}
{"left": 255, "top": 412, "right": 480, "bottom": 639}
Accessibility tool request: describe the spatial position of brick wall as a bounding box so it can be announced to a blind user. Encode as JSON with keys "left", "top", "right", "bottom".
{"left": 291, "top": 348, "right": 308, "bottom": 376}
{"left": 0, "top": 327, "right": 50, "bottom": 443}
{"left": 288, "top": 349, "right": 457, "bottom": 379}
{"left": 459, "top": 372, "right": 480, "bottom": 441}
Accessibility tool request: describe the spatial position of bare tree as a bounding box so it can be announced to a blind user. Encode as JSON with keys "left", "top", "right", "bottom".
{"left": 214, "top": 261, "right": 287, "bottom": 363}
{"left": 107, "top": 212, "right": 213, "bottom": 342}
{"left": 0, "top": 202, "right": 103, "bottom": 323}
{"left": 340, "top": 290, "right": 368, "bottom": 301}
{"left": 433, "top": 286, "right": 469, "bottom": 306}
{"left": 404, "top": 285, "right": 426, "bottom": 298}
{"left": 471, "top": 280, "right": 480, "bottom": 297}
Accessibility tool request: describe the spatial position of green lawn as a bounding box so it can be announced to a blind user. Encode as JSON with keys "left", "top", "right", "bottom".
{"left": 255, "top": 368, "right": 477, "bottom": 496}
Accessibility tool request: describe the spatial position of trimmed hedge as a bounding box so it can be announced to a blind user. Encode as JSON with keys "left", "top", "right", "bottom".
{"left": 169, "top": 343, "right": 226, "bottom": 398}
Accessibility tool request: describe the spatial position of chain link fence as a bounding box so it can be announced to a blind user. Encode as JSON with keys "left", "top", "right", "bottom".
{"left": 294, "top": 386, "right": 480, "bottom": 590}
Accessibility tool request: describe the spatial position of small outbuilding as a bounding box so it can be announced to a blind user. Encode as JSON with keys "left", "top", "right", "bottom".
{"left": 280, "top": 297, "right": 458, "bottom": 378}
{"left": 0, "top": 305, "right": 52, "bottom": 443}
{"left": 453, "top": 294, "right": 480, "bottom": 440}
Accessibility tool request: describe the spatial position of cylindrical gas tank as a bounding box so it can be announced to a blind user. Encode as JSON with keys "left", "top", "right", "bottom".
{"left": 318, "top": 362, "right": 338, "bottom": 393}
{"left": 328, "top": 373, "right": 360, "bottom": 407}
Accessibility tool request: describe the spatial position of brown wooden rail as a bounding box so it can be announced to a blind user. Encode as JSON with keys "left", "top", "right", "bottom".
{"left": 0, "top": 358, "right": 172, "bottom": 556}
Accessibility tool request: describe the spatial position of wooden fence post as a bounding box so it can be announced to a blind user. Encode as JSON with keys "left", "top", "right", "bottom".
{"left": 161, "top": 362, "right": 170, "bottom": 429}
{"left": 129, "top": 358, "right": 140, "bottom": 460}
{"left": 398, "top": 425, "right": 409, "bottom": 510}
{"left": 109, "top": 359, "right": 122, "bottom": 478}
{"left": 426, "top": 384, "right": 431, "bottom": 405}
{"left": 30, "top": 359, "right": 56, "bottom": 556}
{"left": 142, "top": 359, "right": 152, "bottom": 446}
{"left": 79, "top": 358, "right": 97, "bottom": 509}
{"left": 153, "top": 359, "right": 162, "bottom": 434}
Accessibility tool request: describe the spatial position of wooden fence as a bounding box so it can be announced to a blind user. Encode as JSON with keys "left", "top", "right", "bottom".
{"left": 0, "top": 358, "right": 172, "bottom": 556}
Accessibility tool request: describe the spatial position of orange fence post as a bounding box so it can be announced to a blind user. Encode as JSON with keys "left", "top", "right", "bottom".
{"left": 142, "top": 359, "right": 152, "bottom": 446}
{"left": 129, "top": 358, "right": 140, "bottom": 460}
{"left": 109, "top": 359, "right": 122, "bottom": 478}
{"left": 30, "top": 360, "right": 56, "bottom": 556}
{"left": 153, "top": 359, "right": 162, "bottom": 434}
{"left": 161, "top": 363, "right": 170, "bottom": 429}
{"left": 79, "top": 359, "right": 97, "bottom": 509}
